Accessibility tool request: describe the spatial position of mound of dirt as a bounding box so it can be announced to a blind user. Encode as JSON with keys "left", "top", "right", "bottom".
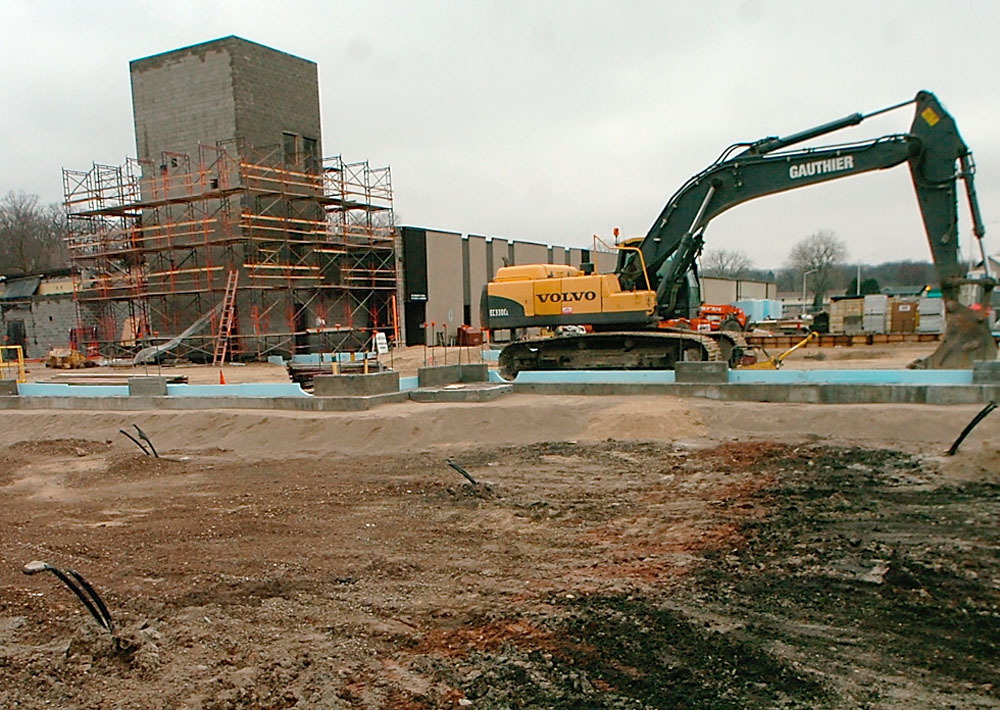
{"left": 4, "top": 438, "right": 112, "bottom": 458}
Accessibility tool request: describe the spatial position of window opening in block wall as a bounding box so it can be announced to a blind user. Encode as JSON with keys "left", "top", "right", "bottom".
{"left": 283, "top": 132, "right": 298, "bottom": 165}
{"left": 303, "top": 137, "right": 318, "bottom": 173}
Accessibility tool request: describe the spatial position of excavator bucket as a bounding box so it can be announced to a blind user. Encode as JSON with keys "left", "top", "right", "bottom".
{"left": 909, "top": 300, "right": 998, "bottom": 369}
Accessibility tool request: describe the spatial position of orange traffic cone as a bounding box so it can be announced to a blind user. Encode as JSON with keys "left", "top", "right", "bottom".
{"left": 219, "top": 369, "right": 226, "bottom": 385}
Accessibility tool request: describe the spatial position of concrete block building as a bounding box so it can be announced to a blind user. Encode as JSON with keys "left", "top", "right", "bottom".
{"left": 0, "top": 272, "right": 76, "bottom": 358}
{"left": 64, "top": 37, "right": 395, "bottom": 360}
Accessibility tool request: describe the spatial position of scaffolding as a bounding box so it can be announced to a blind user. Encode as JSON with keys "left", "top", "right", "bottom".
{"left": 63, "top": 143, "right": 397, "bottom": 360}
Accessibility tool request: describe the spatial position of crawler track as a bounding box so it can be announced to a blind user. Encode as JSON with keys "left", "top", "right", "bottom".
{"left": 498, "top": 331, "right": 722, "bottom": 380}
{"left": 712, "top": 330, "right": 748, "bottom": 368}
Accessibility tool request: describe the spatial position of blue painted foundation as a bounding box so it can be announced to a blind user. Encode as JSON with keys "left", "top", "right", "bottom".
{"left": 13, "top": 368, "right": 977, "bottom": 398}
{"left": 497, "top": 368, "right": 973, "bottom": 386}
{"left": 18, "top": 382, "right": 309, "bottom": 398}
{"left": 166, "top": 383, "right": 309, "bottom": 398}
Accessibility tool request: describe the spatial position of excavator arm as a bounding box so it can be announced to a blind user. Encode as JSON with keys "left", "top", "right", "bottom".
{"left": 619, "top": 92, "right": 992, "bottom": 310}
{"left": 619, "top": 135, "right": 916, "bottom": 312}
{"left": 616, "top": 90, "right": 995, "bottom": 367}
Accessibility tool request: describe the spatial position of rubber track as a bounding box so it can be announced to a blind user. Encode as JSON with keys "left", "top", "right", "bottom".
{"left": 498, "top": 331, "right": 723, "bottom": 379}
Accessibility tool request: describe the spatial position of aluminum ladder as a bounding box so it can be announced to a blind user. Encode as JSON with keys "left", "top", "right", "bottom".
{"left": 212, "top": 270, "right": 239, "bottom": 366}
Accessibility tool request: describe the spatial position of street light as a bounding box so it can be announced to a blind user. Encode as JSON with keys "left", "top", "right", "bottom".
{"left": 802, "top": 268, "right": 818, "bottom": 315}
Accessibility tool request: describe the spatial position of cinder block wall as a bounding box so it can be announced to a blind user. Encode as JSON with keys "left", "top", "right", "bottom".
{"left": 130, "top": 36, "right": 320, "bottom": 164}
{"left": 130, "top": 41, "right": 239, "bottom": 166}
{"left": 230, "top": 40, "right": 321, "bottom": 155}
{"left": 2, "top": 296, "right": 76, "bottom": 358}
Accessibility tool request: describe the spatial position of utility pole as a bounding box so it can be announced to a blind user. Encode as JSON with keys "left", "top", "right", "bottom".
{"left": 802, "top": 268, "right": 818, "bottom": 315}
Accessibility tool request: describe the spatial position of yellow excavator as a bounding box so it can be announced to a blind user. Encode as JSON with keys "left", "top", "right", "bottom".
{"left": 482, "top": 91, "right": 996, "bottom": 379}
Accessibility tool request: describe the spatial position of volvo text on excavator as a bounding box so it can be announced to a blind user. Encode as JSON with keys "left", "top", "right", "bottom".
{"left": 482, "top": 90, "right": 997, "bottom": 379}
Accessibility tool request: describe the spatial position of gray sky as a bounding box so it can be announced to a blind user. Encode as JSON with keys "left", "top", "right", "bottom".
{"left": 3, "top": 0, "right": 999, "bottom": 270}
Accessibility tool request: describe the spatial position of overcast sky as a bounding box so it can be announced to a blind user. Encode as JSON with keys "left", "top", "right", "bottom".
{"left": 3, "top": 0, "right": 999, "bottom": 270}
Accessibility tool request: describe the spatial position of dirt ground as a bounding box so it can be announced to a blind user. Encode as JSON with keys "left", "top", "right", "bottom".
{"left": 22, "top": 340, "right": 943, "bottom": 385}
{"left": 0, "top": 384, "right": 998, "bottom": 709}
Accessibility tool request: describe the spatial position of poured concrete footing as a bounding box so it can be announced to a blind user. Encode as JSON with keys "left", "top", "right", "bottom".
{"left": 417, "top": 364, "right": 489, "bottom": 387}
{"left": 511, "top": 382, "right": 1000, "bottom": 404}
{"left": 410, "top": 384, "right": 513, "bottom": 403}
{"left": 129, "top": 377, "right": 167, "bottom": 396}
{"left": 972, "top": 360, "right": 1000, "bottom": 384}
{"left": 675, "top": 361, "right": 728, "bottom": 383}
{"left": 0, "top": 392, "right": 410, "bottom": 412}
{"left": 314, "top": 371, "right": 400, "bottom": 397}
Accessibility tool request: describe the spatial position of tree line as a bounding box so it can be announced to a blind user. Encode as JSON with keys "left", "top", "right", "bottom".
{"left": 701, "top": 230, "right": 937, "bottom": 308}
{"left": 0, "top": 191, "right": 69, "bottom": 277}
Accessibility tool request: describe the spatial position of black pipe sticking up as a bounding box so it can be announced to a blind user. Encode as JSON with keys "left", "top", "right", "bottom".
{"left": 118, "top": 424, "right": 159, "bottom": 458}
{"left": 947, "top": 401, "right": 997, "bottom": 456}
{"left": 22, "top": 561, "right": 115, "bottom": 637}
{"left": 119, "top": 429, "right": 150, "bottom": 455}
{"left": 446, "top": 458, "right": 478, "bottom": 485}
{"left": 133, "top": 424, "right": 158, "bottom": 458}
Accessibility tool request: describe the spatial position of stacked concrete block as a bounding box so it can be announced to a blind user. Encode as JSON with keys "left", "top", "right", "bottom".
{"left": 130, "top": 36, "right": 321, "bottom": 166}
{"left": 863, "top": 294, "right": 889, "bottom": 333}
{"left": 918, "top": 297, "right": 945, "bottom": 334}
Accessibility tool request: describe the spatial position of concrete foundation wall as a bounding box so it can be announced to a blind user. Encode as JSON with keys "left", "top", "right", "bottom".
{"left": 129, "top": 377, "right": 168, "bottom": 396}
{"left": 417, "top": 363, "right": 489, "bottom": 387}
{"left": 314, "top": 371, "right": 400, "bottom": 396}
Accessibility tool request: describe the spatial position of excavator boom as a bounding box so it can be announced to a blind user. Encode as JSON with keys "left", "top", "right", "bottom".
{"left": 614, "top": 90, "right": 994, "bottom": 368}
{"left": 488, "top": 91, "right": 996, "bottom": 378}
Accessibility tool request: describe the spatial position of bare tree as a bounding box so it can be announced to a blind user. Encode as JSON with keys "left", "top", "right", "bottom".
{"left": 0, "top": 191, "right": 69, "bottom": 276}
{"left": 786, "top": 230, "right": 848, "bottom": 309}
{"left": 701, "top": 248, "right": 754, "bottom": 279}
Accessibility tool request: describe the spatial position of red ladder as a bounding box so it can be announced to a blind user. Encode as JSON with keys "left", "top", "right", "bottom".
{"left": 212, "top": 270, "right": 239, "bottom": 366}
